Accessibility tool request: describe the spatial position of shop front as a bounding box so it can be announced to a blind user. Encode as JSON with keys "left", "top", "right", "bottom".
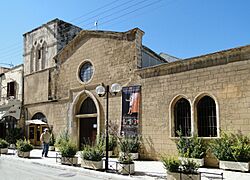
{"left": 26, "top": 113, "right": 49, "bottom": 146}
{"left": 0, "top": 100, "right": 21, "bottom": 139}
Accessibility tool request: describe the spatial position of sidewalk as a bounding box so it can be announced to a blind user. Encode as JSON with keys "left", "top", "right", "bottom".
{"left": 1, "top": 149, "right": 250, "bottom": 180}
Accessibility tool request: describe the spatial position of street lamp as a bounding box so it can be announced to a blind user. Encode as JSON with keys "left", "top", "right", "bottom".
{"left": 95, "top": 83, "right": 122, "bottom": 171}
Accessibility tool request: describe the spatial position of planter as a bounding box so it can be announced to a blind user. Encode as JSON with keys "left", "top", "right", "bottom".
{"left": 179, "top": 157, "right": 204, "bottom": 167}
{"left": 117, "top": 162, "right": 135, "bottom": 175}
{"left": 219, "top": 160, "right": 250, "bottom": 172}
{"left": 119, "top": 152, "right": 139, "bottom": 160}
{"left": 167, "top": 171, "right": 200, "bottom": 180}
{"left": 108, "top": 151, "right": 113, "bottom": 157}
{"left": 49, "top": 146, "right": 55, "bottom": 151}
{"left": 9, "top": 144, "right": 15, "bottom": 149}
{"left": 61, "top": 156, "right": 78, "bottom": 165}
{"left": 81, "top": 159, "right": 103, "bottom": 170}
{"left": 17, "top": 151, "right": 30, "bottom": 158}
{"left": 0, "top": 148, "right": 8, "bottom": 154}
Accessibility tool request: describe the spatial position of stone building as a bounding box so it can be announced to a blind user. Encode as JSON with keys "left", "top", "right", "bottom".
{"left": 23, "top": 19, "right": 250, "bottom": 160}
{"left": 23, "top": 19, "right": 81, "bottom": 145}
{"left": 0, "top": 65, "right": 23, "bottom": 139}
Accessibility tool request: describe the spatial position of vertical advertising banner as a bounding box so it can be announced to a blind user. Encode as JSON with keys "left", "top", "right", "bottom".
{"left": 121, "top": 85, "right": 141, "bottom": 136}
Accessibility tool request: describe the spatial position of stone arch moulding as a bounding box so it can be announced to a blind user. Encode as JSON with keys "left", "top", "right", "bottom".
{"left": 68, "top": 90, "right": 100, "bottom": 145}
{"left": 193, "top": 92, "right": 220, "bottom": 138}
{"left": 168, "top": 94, "right": 192, "bottom": 138}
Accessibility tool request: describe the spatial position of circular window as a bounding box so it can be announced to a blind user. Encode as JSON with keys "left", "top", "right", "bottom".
{"left": 79, "top": 62, "right": 93, "bottom": 83}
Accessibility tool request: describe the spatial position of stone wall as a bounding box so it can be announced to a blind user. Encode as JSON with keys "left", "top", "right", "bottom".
{"left": 137, "top": 45, "right": 250, "bottom": 159}
{"left": 24, "top": 70, "right": 49, "bottom": 105}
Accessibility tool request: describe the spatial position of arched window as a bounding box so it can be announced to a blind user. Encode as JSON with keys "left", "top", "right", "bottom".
{"left": 197, "top": 96, "right": 217, "bottom": 137}
{"left": 79, "top": 97, "right": 97, "bottom": 114}
{"left": 32, "top": 112, "right": 47, "bottom": 123}
{"left": 174, "top": 98, "right": 191, "bottom": 137}
{"left": 41, "top": 42, "right": 47, "bottom": 70}
{"left": 30, "top": 46, "right": 35, "bottom": 73}
{"left": 35, "top": 45, "right": 41, "bottom": 71}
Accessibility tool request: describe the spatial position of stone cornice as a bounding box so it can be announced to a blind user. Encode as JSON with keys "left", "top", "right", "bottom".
{"left": 136, "top": 44, "right": 250, "bottom": 79}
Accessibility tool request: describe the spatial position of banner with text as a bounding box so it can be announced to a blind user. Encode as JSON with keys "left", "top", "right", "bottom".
{"left": 121, "top": 85, "right": 141, "bottom": 136}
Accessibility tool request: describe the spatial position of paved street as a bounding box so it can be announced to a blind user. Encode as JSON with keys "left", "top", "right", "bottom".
{"left": 0, "top": 158, "right": 101, "bottom": 180}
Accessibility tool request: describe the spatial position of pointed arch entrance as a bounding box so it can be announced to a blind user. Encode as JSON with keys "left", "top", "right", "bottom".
{"left": 69, "top": 90, "right": 100, "bottom": 149}
{"left": 78, "top": 97, "right": 97, "bottom": 147}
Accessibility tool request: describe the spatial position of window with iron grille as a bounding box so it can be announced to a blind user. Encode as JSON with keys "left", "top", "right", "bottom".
{"left": 174, "top": 98, "right": 191, "bottom": 137}
{"left": 7, "top": 81, "right": 16, "bottom": 98}
{"left": 197, "top": 96, "right": 217, "bottom": 137}
{"left": 79, "top": 62, "right": 93, "bottom": 83}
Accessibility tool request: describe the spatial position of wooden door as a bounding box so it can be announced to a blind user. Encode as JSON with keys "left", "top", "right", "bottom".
{"left": 28, "top": 125, "right": 36, "bottom": 145}
{"left": 79, "top": 117, "right": 97, "bottom": 148}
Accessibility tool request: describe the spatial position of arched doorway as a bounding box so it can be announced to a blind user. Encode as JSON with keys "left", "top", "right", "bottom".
{"left": 28, "top": 112, "right": 48, "bottom": 146}
{"left": 0, "top": 116, "right": 18, "bottom": 139}
{"left": 78, "top": 97, "right": 97, "bottom": 148}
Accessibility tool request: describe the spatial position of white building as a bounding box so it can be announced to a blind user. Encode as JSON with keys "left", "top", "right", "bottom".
{"left": 0, "top": 64, "right": 23, "bottom": 139}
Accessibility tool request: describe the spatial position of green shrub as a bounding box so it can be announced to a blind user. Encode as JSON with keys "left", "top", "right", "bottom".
{"left": 0, "top": 138, "right": 9, "bottom": 148}
{"left": 55, "top": 130, "right": 69, "bottom": 148}
{"left": 176, "top": 131, "right": 206, "bottom": 159}
{"left": 119, "top": 136, "right": 141, "bottom": 153}
{"left": 98, "top": 134, "right": 117, "bottom": 151}
{"left": 81, "top": 145, "right": 104, "bottom": 161}
{"left": 49, "top": 133, "right": 55, "bottom": 146}
{"left": 5, "top": 128, "right": 23, "bottom": 144}
{"left": 108, "top": 134, "right": 117, "bottom": 151}
{"left": 181, "top": 159, "right": 199, "bottom": 174}
{"left": 118, "top": 152, "right": 133, "bottom": 164}
{"left": 16, "top": 139, "right": 33, "bottom": 152}
{"left": 210, "top": 132, "right": 250, "bottom": 162}
{"left": 161, "top": 156, "right": 181, "bottom": 172}
{"left": 59, "top": 141, "right": 77, "bottom": 157}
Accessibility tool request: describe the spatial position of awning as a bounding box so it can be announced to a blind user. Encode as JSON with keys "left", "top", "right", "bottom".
{"left": 25, "top": 119, "right": 47, "bottom": 125}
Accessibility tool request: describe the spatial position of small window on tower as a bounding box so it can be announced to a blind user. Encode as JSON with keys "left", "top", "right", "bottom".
{"left": 37, "top": 49, "right": 42, "bottom": 59}
{"left": 7, "top": 81, "right": 16, "bottom": 98}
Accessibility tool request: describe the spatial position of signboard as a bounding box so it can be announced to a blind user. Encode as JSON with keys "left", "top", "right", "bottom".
{"left": 121, "top": 85, "right": 141, "bottom": 136}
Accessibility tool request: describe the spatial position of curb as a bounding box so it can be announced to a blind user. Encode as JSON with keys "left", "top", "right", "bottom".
{"left": 0, "top": 154, "right": 137, "bottom": 180}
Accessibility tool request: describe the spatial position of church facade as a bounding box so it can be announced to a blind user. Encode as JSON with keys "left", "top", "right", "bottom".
{"left": 22, "top": 19, "right": 250, "bottom": 160}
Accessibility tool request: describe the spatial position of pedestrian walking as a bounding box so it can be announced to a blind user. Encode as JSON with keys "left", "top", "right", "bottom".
{"left": 40, "top": 128, "right": 50, "bottom": 157}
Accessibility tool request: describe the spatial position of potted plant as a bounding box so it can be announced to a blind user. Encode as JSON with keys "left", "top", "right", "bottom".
{"left": 16, "top": 139, "right": 33, "bottom": 158}
{"left": 59, "top": 140, "right": 78, "bottom": 165}
{"left": 0, "top": 138, "right": 9, "bottom": 154}
{"left": 98, "top": 134, "right": 117, "bottom": 157}
{"left": 49, "top": 133, "right": 55, "bottom": 151}
{"left": 161, "top": 156, "right": 200, "bottom": 180}
{"left": 210, "top": 132, "right": 250, "bottom": 172}
{"left": 107, "top": 134, "right": 117, "bottom": 156}
{"left": 5, "top": 128, "right": 22, "bottom": 148}
{"left": 119, "top": 136, "right": 141, "bottom": 160}
{"left": 118, "top": 152, "right": 135, "bottom": 175}
{"left": 176, "top": 131, "right": 206, "bottom": 167}
{"left": 80, "top": 144, "right": 104, "bottom": 170}
{"left": 55, "top": 130, "right": 69, "bottom": 151}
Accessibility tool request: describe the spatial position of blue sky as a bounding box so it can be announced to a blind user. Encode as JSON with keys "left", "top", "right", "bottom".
{"left": 0, "top": 0, "right": 250, "bottom": 67}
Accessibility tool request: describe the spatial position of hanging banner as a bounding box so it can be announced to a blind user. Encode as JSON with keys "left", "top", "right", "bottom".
{"left": 121, "top": 85, "right": 141, "bottom": 136}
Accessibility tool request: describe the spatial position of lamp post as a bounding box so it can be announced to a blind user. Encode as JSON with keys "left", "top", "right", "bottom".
{"left": 95, "top": 83, "right": 122, "bottom": 171}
